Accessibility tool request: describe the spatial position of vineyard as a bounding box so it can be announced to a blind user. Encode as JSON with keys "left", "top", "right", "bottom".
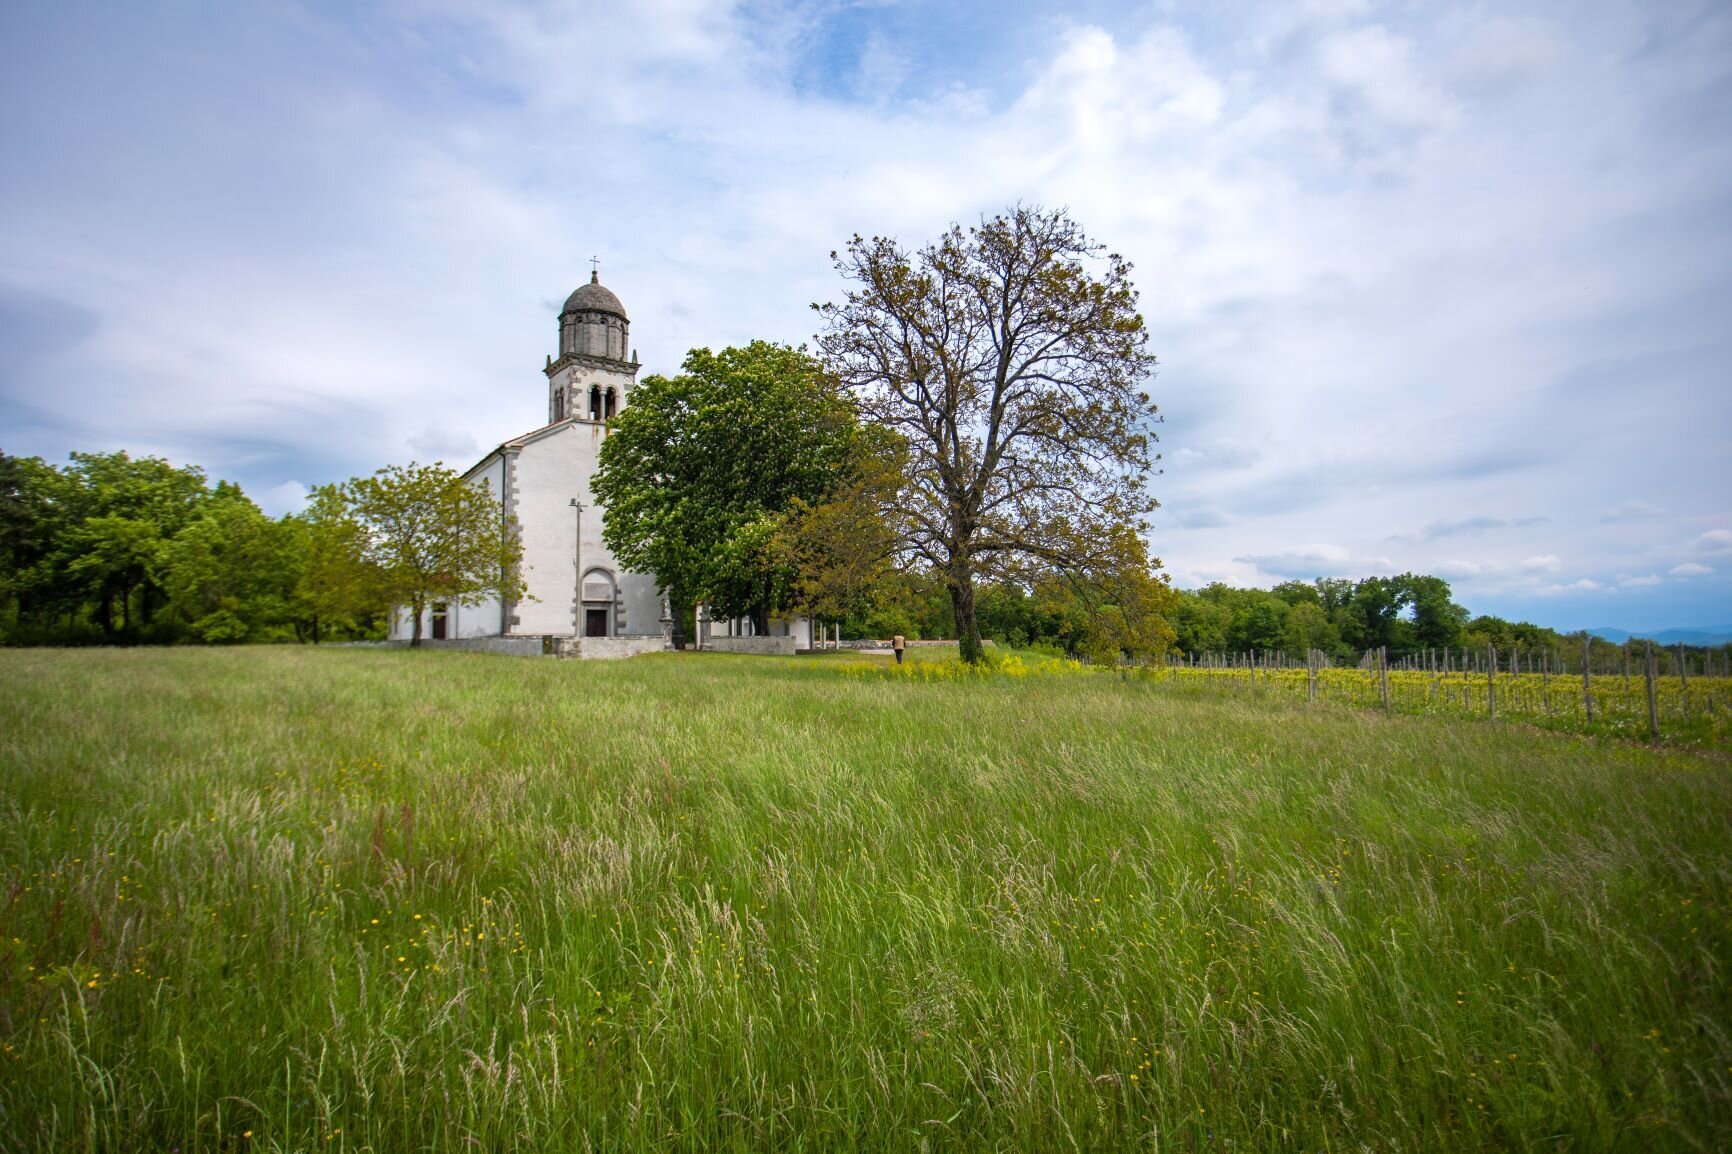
{"left": 1145, "top": 649, "right": 1732, "bottom": 751}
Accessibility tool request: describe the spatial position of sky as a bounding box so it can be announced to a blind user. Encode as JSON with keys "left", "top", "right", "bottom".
{"left": 2, "top": 0, "right": 1729, "bottom": 632}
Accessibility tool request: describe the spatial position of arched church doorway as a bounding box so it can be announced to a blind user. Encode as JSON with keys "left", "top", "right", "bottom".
{"left": 581, "top": 568, "right": 616, "bottom": 637}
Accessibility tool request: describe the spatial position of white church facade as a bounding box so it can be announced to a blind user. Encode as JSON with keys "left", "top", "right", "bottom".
{"left": 388, "top": 273, "right": 812, "bottom": 656}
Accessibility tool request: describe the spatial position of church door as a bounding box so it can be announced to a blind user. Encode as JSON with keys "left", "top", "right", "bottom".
{"left": 431, "top": 604, "right": 449, "bottom": 640}
{"left": 585, "top": 608, "right": 609, "bottom": 637}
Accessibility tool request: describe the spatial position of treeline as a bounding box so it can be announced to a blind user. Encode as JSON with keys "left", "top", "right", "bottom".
{"left": 840, "top": 570, "right": 1727, "bottom": 667}
{"left": 1, "top": 449, "right": 526, "bottom": 648}
{"left": 1167, "top": 576, "right": 1600, "bottom": 663}
{"left": 0, "top": 451, "right": 433, "bottom": 646}
{"left": 1161, "top": 577, "right": 1731, "bottom": 666}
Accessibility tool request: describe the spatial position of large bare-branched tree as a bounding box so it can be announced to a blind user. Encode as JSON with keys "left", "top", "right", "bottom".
{"left": 815, "top": 205, "right": 1161, "bottom": 663}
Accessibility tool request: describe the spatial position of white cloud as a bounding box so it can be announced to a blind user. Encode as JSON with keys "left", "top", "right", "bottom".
{"left": 254, "top": 480, "right": 309, "bottom": 517}
{"left": 1434, "top": 559, "right": 1499, "bottom": 578}
{"left": 1520, "top": 554, "right": 1562, "bottom": 572}
{"left": 1670, "top": 562, "right": 1712, "bottom": 577}
{"left": 1171, "top": 440, "right": 1261, "bottom": 472}
{"left": 1689, "top": 530, "right": 1732, "bottom": 556}
{"left": 1393, "top": 515, "right": 1546, "bottom": 543}
{"left": 1536, "top": 578, "right": 1606, "bottom": 595}
{"left": 1618, "top": 574, "right": 1662, "bottom": 588}
{"left": 1233, "top": 543, "right": 1394, "bottom": 580}
{"left": 1317, "top": 24, "right": 1456, "bottom": 139}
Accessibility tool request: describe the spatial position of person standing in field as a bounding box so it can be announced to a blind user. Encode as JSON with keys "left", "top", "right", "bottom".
{"left": 893, "top": 634, "right": 905, "bottom": 665}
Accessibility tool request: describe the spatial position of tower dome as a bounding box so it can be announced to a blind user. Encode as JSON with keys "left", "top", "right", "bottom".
{"left": 562, "top": 271, "right": 628, "bottom": 321}
{"left": 557, "top": 271, "right": 631, "bottom": 362}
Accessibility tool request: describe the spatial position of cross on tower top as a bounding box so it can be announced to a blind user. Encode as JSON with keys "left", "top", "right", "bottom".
{"left": 589, "top": 255, "right": 600, "bottom": 281}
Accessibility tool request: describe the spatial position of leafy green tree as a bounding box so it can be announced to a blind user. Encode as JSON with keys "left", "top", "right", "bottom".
{"left": 772, "top": 424, "right": 908, "bottom": 626}
{"left": 1339, "top": 576, "right": 1409, "bottom": 652}
{"left": 1399, "top": 573, "right": 1467, "bottom": 649}
{"left": 340, "top": 462, "right": 525, "bottom": 647}
{"left": 1462, "top": 615, "right": 1516, "bottom": 650}
{"left": 1063, "top": 527, "right": 1178, "bottom": 662}
{"left": 42, "top": 452, "right": 213, "bottom": 640}
{"left": 0, "top": 453, "right": 58, "bottom": 630}
{"left": 1271, "top": 580, "right": 1321, "bottom": 607}
{"left": 594, "top": 342, "right": 868, "bottom": 634}
{"left": 288, "top": 484, "right": 384, "bottom": 643}
{"left": 157, "top": 494, "right": 301, "bottom": 642}
{"left": 1173, "top": 585, "right": 1232, "bottom": 655}
{"left": 817, "top": 205, "right": 1161, "bottom": 664}
{"left": 1281, "top": 600, "right": 1341, "bottom": 657}
{"left": 1226, "top": 595, "right": 1288, "bottom": 654}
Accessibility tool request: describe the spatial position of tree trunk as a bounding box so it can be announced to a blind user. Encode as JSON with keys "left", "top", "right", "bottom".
{"left": 950, "top": 571, "right": 983, "bottom": 664}
{"left": 409, "top": 597, "right": 424, "bottom": 647}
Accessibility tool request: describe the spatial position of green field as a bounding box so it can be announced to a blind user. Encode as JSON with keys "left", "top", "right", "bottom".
{"left": 2, "top": 648, "right": 1729, "bottom": 1151}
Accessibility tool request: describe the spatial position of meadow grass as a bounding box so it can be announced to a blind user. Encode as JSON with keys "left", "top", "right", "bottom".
{"left": 1, "top": 646, "right": 1728, "bottom": 1151}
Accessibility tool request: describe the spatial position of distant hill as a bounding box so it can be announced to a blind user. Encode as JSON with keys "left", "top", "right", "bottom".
{"left": 1589, "top": 626, "right": 1732, "bottom": 647}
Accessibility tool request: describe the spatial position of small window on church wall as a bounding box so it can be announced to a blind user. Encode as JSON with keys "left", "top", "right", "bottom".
{"left": 553, "top": 389, "right": 564, "bottom": 421}
{"left": 604, "top": 388, "right": 617, "bottom": 420}
{"left": 589, "top": 385, "right": 602, "bottom": 420}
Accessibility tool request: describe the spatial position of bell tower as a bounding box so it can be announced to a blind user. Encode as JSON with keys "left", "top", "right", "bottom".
{"left": 545, "top": 268, "right": 639, "bottom": 424}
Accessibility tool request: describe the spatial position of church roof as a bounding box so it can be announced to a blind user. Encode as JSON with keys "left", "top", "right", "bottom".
{"left": 562, "top": 272, "right": 628, "bottom": 320}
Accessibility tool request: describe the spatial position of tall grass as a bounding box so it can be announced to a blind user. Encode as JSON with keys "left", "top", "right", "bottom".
{"left": 1, "top": 647, "right": 1728, "bottom": 1151}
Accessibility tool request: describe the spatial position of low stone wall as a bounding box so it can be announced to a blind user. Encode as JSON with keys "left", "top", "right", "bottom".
{"left": 380, "top": 636, "right": 546, "bottom": 656}
{"left": 378, "top": 635, "right": 668, "bottom": 659}
{"left": 704, "top": 636, "right": 799, "bottom": 656}
{"left": 561, "top": 635, "right": 669, "bottom": 660}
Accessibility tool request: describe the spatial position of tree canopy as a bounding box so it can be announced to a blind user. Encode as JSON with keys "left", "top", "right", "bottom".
{"left": 339, "top": 462, "right": 525, "bottom": 646}
{"left": 816, "top": 204, "right": 1161, "bottom": 663}
{"left": 1166, "top": 573, "right": 1477, "bottom": 661}
{"left": 1, "top": 450, "right": 308, "bottom": 644}
{"left": 592, "top": 341, "right": 873, "bottom": 634}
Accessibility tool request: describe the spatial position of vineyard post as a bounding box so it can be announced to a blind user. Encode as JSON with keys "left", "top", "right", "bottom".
{"left": 1379, "top": 646, "right": 1391, "bottom": 713}
{"left": 1581, "top": 632, "right": 1595, "bottom": 724}
{"left": 1541, "top": 647, "right": 1551, "bottom": 716}
{"left": 1645, "top": 640, "right": 1660, "bottom": 742}
{"left": 1308, "top": 648, "right": 1318, "bottom": 703}
{"left": 1678, "top": 643, "right": 1687, "bottom": 690}
{"left": 1622, "top": 647, "right": 1630, "bottom": 690}
{"left": 1488, "top": 644, "right": 1497, "bottom": 720}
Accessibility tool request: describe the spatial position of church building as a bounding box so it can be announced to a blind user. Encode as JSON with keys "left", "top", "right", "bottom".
{"left": 387, "top": 272, "right": 812, "bottom": 656}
